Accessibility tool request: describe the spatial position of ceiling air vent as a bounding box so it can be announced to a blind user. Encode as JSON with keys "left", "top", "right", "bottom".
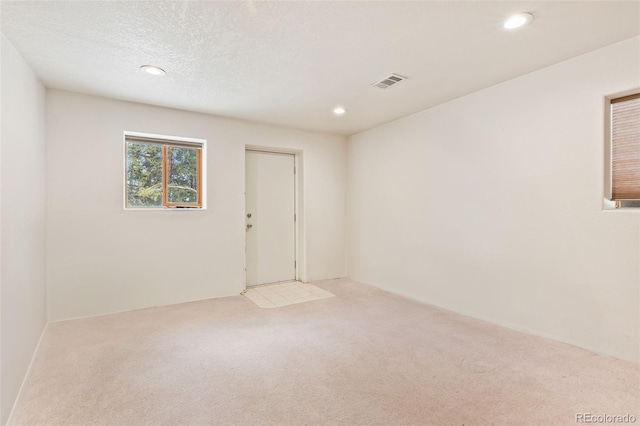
{"left": 372, "top": 73, "right": 407, "bottom": 89}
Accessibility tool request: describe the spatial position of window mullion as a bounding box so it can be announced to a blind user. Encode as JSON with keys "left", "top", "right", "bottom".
{"left": 162, "top": 145, "right": 169, "bottom": 207}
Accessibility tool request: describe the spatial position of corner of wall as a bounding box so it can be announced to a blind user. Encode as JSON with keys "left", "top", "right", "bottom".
{"left": 0, "top": 34, "right": 48, "bottom": 425}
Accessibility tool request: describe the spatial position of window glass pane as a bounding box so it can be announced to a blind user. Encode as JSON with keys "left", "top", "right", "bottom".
{"left": 167, "top": 146, "right": 199, "bottom": 205}
{"left": 126, "top": 142, "right": 163, "bottom": 207}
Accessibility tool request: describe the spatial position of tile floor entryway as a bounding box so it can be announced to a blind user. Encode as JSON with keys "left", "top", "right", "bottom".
{"left": 243, "top": 281, "right": 334, "bottom": 308}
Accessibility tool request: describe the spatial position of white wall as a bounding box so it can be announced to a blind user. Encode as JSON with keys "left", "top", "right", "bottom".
{"left": 347, "top": 36, "right": 640, "bottom": 362}
{"left": 0, "top": 35, "right": 47, "bottom": 424}
{"left": 46, "top": 90, "right": 346, "bottom": 321}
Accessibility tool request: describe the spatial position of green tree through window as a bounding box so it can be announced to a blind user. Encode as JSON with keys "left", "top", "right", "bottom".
{"left": 167, "top": 146, "right": 199, "bottom": 204}
{"left": 125, "top": 137, "right": 203, "bottom": 208}
{"left": 126, "top": 142, "right": 163, "bottom": 207}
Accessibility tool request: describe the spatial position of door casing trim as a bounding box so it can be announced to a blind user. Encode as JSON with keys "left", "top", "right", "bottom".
{"left": 244, "top": 146, "right": 305, "bottom": 289}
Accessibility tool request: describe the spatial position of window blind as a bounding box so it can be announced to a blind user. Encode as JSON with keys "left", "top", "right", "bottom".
{"left": 611, "top": 93, "right": 640, "bottom": 200}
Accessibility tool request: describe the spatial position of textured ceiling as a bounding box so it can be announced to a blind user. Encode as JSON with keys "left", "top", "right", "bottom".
{"left": 2, "top": 1, "right": 639, "bottom": 135}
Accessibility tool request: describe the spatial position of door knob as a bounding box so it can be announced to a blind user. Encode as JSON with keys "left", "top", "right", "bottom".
{"left": 246, "top": 224, "right": 253, "bottom": 229}
{"left": 247, "top": 213, "right": 252, "bottom": 218}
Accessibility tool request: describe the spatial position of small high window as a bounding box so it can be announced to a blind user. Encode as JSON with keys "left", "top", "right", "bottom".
{"left": 609, "top": 93, "right": 640, "bottom": 208}
{"left": 125, "top": 133, "right": 204, "bottom": 209}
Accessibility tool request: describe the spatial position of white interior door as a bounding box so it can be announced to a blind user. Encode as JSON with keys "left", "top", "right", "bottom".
{"left": 245, "top": 150, "right": 295, "bottom": 287}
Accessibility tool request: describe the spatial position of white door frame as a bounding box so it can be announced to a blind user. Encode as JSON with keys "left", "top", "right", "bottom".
{"left": 244, "top": 146, "right": 305, "bottom": 289}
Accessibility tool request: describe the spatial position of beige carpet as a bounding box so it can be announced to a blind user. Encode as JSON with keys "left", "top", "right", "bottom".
{"left": 9, "top": 279, "right": 639, "bottom": 426}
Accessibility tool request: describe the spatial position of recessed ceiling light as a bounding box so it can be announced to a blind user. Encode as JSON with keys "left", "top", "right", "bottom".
{"left": 503, "top": 13, "right": 533, "bottom": 30}
{"left": 140, "top": 65, "right": 166, "bottom": 76}
{"left": 333, "top": 106, "right": 346, "bottom": 115}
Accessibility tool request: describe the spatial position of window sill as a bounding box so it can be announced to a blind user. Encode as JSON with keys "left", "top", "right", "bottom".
{"left": 124, "top": 207, "right": 206, "bottom": 211}
{"left": 602, "top": 198, "right": 640, "bottom": 211}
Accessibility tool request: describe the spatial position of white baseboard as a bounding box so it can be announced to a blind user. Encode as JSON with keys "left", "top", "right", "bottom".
{"left": 5, "top": 322, "right": 49, "bottom": 426}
